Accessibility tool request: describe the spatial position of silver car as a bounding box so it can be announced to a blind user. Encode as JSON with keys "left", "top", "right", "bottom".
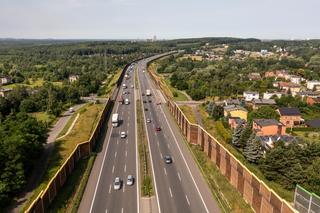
{"left": 127, "top": 175, "right": 134, "bottom": 186}
{"left": 114, "top": 177, "right": 121, "bottom": 190}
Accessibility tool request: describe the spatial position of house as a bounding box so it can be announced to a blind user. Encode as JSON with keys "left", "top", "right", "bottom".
{"left": 224, "top": 99, "right": 241, "bottom": 106}
{"left": 306, "top": 96, "right": 320, "bottom": 105}
{"left": 0, "top": 88, "right": 13, "bottom": 97}
{"left": 296, "top": 91, "right": 320, "bottom": 99}
{"left": 275, "top": 70, "right": 289, "bottom": 79}
{"left": 289, "top": 75, "right": 304, "bottom": 84}
{"left": 248, "top": 72, "right": 261, "bottom": 81}
{"left": 307, "top": 81, "right": 320, "bottom": 90}
{"left": 263, "top": 91, "right": 283, "bottom": 99}
{"left": 253, "top": 119, "right": 286, "bottom": 136}
{"left": 0, "top": 76, "right": 12, "bottom": 85}
{"left": 305, "top": 119, "right": 320, "bottom": 128}
{"left": 223, "top": 105, "right": 248, "bottom": 121}
{"left": 69, "top": 75, "right": 80, "bottom": 83}
{"left": 252, "top": 99, "right": 276, "bottom": 109}
{"left": 257, "top": 135, "right": 298, "bottom": 150}
{"left": 277, "top": 107, "right": 302, "bottom": 128}
{"left": 243, "top": 91, "right": 259, "bottom": 102}
{"left": 265, "top": 71, "right": 276, "bottom": 78}
{"left": 228, "top": 117, "right": 246, "bottom": 129}
{"left": 278, "top": 82, "right": 301, "bottom": 95}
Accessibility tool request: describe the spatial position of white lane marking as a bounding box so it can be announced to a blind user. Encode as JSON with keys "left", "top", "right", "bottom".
{"left": 117, "top": 140, "right": 119, "bottom": 145}
{"left": 164, "top": 168, "right": 167, "bottom": 176}
{"left": 126, "top": 140, "right": 128, "bottom": 144}
{"left": 167, "top": 143, "right": 170, "bottom": 149}
{"left": 121, "top": 208, "right": 124, "bottom": 213}
{"left": 125, "top": 151, "right": 128, "bottom": 157}
{"left": 112, "top": 166, "right": 115, "bottom": 174}
{"left": 108, "top": 185, "right": 111, "bottom": 194}
{"left": 169, "top": 187, "right": 173, "bottom": 198}
{"left": 186, "top": 195, "right": 190, "bottom": 206}
{"left": 160, "top": 153, "right": 163, "bottom": 159}
{"left": 124, "top": 164, "right": 126, "bottom": 172}
{"left": 157, "top": 141, "right": 159, "bottom": 147}
{"left": 178, "top": 172, "right": 181, "bottom": 182}
{"left": 115, "top": 151, "right": 117, "bottom": 158}
{"left": 89, "top": 74, "right": 123, "bottom": 213}
{"left": 123, "top": 184, "right": 125, "bottom": 192}
{"left": 105, "top": 209, "right": 108, "bottom": 213}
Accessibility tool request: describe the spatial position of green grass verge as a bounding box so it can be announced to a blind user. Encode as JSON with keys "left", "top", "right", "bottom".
{"left": 198, "top": 105, "right": 294, "bottom": 202}
{"left": 48, "top": 154, "right": 96, "bottom": 213}
{"left": 179, "top": 105, "right": 197, "bottom": 123}
{"left": 29, "top": 111, "right": 56, "bottom": 125}
{"left": 3, "top": 78, "right": 62, "bottom": 89}
{"left": 99, "top": 68, "right": 122, "bottom": 97}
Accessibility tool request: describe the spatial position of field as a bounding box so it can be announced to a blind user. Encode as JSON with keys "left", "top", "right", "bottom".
{"left": 3, "top": 78, "right": 62, "bottom": 89}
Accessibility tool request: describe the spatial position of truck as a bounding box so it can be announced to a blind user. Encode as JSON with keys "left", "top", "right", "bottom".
{"left": 124, "top": 98, "right": 130, "bottom": 105}
{"left": 146, "top": 89, "right": 151, "bottom": 96}
{"left": 112, "top": 113, "right": 119, "bottom": 127}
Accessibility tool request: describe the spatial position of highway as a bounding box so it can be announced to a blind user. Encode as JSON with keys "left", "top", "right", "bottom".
{"left": 136, "top": 58, "right": 221, "bottom": 213}
{"left": 78, "top": 64, "right": 139, "bottom": 213}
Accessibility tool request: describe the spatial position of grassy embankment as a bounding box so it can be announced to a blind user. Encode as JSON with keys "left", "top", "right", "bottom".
{"left": 148, "top": 62, "right": 189, "bottom": 101}
{"left": 22, "top": 103, "right": 105, "bottom": 212}
{"left": 180, "top": 105, "right": 253, "bottom": 213}
{"left": 3, "top": 78, "right": 62, "bottom": 89}
{"left": 198, "top": 105, "right": 294, "bottom": 202}
{"left": 99, "top": 68, "right": 122, "bottom": 97}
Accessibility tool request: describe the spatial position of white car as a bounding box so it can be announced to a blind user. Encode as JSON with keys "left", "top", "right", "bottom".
{"left": 146, "top": 118, "right": 151, "bottom": 123}
{"left": 131, "top": 85, "right": 134, "bottom": 88}
{"left": 127, "top": 175, "right": 134, "bottom": 186}
{"left": 114, "top": 177, "right": 121, "bottom": 190}
{"left": 120, "top": 131, "right": 126, "bottom": 138}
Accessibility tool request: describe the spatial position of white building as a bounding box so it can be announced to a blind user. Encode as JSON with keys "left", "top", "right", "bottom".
{"left": 263, "top": 92, "right": 283, "bottom": 99}
{"left": 243, "top": 91, "right": 259, "bottom": 101}
{"left": 289, "top": 75, "right": 304, "bottom": 84}
{"left": 307, "top": 81, "right": 320, "bottom": 90}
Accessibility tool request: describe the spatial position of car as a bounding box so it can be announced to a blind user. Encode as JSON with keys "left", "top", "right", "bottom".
{"left": 69, "top": 107, "right": 75, "bottom": 113}
{"left": 127, "top": 175, "right": 134, "bottom": 186}
{"left": 155, "top": 126, "right": 161, "bottom": 131}
{"left": 164, "top": 155, "right": 172, "bottom": 164}
{"left": 131, "top": 85, "right": 134, "bottom": 88}
{"left": 120, "top": 131, "right": 126, "bottom": 138}
{"left": 114, "top": 177, "right": 121, "bottom": 190}
{"left": 146, "top": 118, "right": 151, "bottom": 123}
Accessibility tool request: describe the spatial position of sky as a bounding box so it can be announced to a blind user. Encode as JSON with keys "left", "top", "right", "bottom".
{"left": 0, "top": 0, "right": 319, "bottom": 40}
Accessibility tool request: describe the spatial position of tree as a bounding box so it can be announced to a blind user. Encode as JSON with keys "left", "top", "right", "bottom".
{"left": 232, "top": 122, "right": 244, "bottom": 147}
{"left": 305, "top": 157, "right": 320, "bottom": 195}
{"left": 248, "top": 106, "right": 279, "bottom": 122}
{"left": 243, "top": 132, "right": 263, "bottom": 163}
{"left": 238, "top": 123, "right": 252, "bottom": 149}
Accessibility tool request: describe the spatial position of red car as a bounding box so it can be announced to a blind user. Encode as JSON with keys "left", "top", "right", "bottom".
{"left": 155, "top": 126, "right": 161, "bottom": 131}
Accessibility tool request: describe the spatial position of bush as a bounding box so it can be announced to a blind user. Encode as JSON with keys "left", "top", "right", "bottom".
{"left": 172, "top": 91, "right": 178, "bottom": 97}
{"left": 215, "top": 121, "right": 232, "bottom": 143}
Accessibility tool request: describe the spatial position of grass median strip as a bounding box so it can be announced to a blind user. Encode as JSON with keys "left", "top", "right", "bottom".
{"left": 136, "top": 99, "right": 153, "bottom": 197}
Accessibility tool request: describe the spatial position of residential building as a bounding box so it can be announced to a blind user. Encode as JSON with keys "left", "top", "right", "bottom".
{"left": 243, "top": 91, "right": 259, "bottom": 102}
{"left": 275, "top": 70, "right": 289, "bottom": 79}
{"left": 248, "top": 72, "right": 261, "bottom": 81}
{"left": 289, "top": 75, "right": 304, "bottom": 84}
{"left": 263, "top": 91, "right": 283, "bottom": 99}
{"left": 307, "top": 80, "right": 320, "bottom": 90}
{"left": 257, "top": 135, "right": 298, "bottom": 150}
{"left": 306, "top": 96, "right": 320, "bottom": 105}
{"left": 0, "top": 88, "right": 13, "bottom": 97}
{"left": 305, "top": 119, "right": 320, "bottom": 128}
{"left": 224, "top": 99, "right": 241, "bottom": 106}
{"left": 0, "top": 76, "right": 12, "bottom": 85}
{"left": 252, "top": 99, "right": 276, "bottom": 109}
{"left": 296, "top": 91, "right": 320, "bottom": 99}
{"left": 223, "top": 105, "right": 248, "bottom": 121}
{"left": 69, "top": 74, "right": 80, "bottom": 83}
{"left": 253, "top": 119, "right": 286, "bottom": 136}
{"left": 228, "top": 117, "right": 246, "bottom": 129}
{"left": 277, "top": 107, "right": 302, "bottom": 128}
{"left": 265, "top": 71, "right": 276, "bottom": 78}
{"left": 278, "top": 82, "right": 301, "bottom": 95}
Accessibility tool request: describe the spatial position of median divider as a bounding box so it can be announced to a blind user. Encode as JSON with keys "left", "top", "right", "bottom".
{"left": 25, "top": 62, "right": 132, "bottom": 213}
{"left": 147, "top": 60, "right": 298, "bottom": 213}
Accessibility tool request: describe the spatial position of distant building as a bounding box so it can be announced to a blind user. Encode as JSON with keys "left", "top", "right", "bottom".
{"left": 252, "top": 99, "right": 276, "bottom": 109}
{"left": 277, "top": 107, "right": 302, "bottom": 128}
{"left": 305, "top": 119, "right": 320, "bottom": 128}
{"left": 228, "top": 117, "right": 246, "bottom": 129}
{"left": 0, "top": 88, "right": 13, "bottom": 97}
{"left": 223, "top": 105, "right": 248, "bottom": 121}
{"left": 265, "top": 71, "right": 276, "bottom": 78}
{"left": 224, "top": 99, "right": 241, "bottom": 106}
{"left": 306, "top": 96, "right": 320, "bottom": 105}
{"left": 243, "top": 91, "right": 259, "bottom": 102}
{"left": 263, "top": 91, "right": 283, "bottom": 99}
{"left": 257, "top": 135, "right": 298, "bottom": 150}
{"left": 289, "top": 75, "right": 304, "bottom": 84}
{"left": 306, "top": 80, "right": 320, "bottom": 90}
{"left": 69, "top": 75, "right": 79, "bottom": 83}
{"left": 248, "top": 72, "right": 261, "bottom": 81}
{"left": 0, "top": 76, "right": 12, "bottom": 85}
{"left": 253, "top": 119, "right": 286, "bottom": 136}
{"left": 275, "top": 70, "right": 289, "bottom": 79}
{"left": 296, "top": 91, "right": 320, "bottom": 99}
{"left": 277, "top": 82, "right": 301, "bottom": 95}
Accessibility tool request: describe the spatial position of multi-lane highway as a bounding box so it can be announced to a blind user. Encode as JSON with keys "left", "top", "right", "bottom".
{"left": 79, "top": 64, "right": 138, "bottom": 213}
{"left": 78, "top": 54, "right": 221, "bottom": 213}
{"left": 137, "top": 58, "right": 221, "bottom": 213}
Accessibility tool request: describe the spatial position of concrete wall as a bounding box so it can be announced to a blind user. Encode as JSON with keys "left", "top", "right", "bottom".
{"left": 148, "top": 68, "right": 297, "bottom": 213}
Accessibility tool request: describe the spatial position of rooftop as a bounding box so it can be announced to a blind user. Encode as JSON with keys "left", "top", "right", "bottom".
{"left": 224, "top": 105, "right": 248, "bottom": 112}
{"left": 305, "top": 119, "right": 320, "bottom": 128}
{"left": 252, "top": 99, "right": 276, "bottom": 105}
{"left": 278, "top": 107, "right": 301, "bottom": 116}
{"left": 254, "top": 119, "right": 282, "bottom": 127}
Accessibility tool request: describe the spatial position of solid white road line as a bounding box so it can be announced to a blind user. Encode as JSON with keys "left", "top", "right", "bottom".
{"left": 186, "top": 195, "right": 190, "bottom": 206}
{"left": 146, "top": 65, "right": 210, "bottom": 213}
{"left": 89, "top": 85, "right": 122, "bottom": 213}
{"left": 169, "top": 187, "right": 173, "bottom": 198}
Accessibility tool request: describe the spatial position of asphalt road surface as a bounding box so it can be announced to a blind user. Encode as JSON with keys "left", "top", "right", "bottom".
{"left": 137, "top": 57, "right": 221, "bottom": 213}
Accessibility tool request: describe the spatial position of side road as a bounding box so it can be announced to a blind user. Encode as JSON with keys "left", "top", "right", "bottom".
{"left": 9, "top": 103, "right": 84, "bottom": 213}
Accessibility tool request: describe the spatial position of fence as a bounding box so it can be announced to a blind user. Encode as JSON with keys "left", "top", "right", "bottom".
{"left": 25, "top": 62, "right": 131, "bottom": 213}
{"left": 294, "top": 185, "right": 320, "bottom": 213}
{"left": 148, "top": 68, "right": 298, "bottom": 213}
